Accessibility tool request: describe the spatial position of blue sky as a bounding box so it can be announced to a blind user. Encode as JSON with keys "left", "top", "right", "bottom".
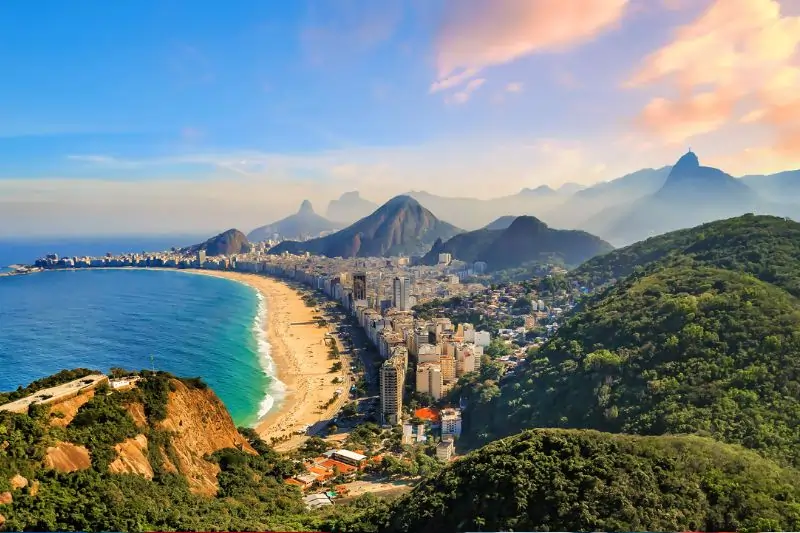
{"left": 1, "top": 0, "right": 799, "bottom": 236}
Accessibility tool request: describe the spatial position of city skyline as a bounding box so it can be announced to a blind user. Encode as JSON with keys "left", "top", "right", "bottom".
{"left": 2, "top": 0, "right": 799, "bottom": 236}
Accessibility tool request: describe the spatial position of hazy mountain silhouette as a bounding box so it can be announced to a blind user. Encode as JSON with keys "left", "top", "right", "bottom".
{"left": 422, "top": 215, "right": 612, "bottom": 270}
{"left": 325, "top": 191, "right": 379, "bottom": 224}
{"left": 184, "top": 229, "right": 251, "bottom": 256}
{"left": 483, "top": 216, "right": 518, "bottom": 230}
{"left": 587, "top": 152, "right": 782, "bottom": 246}
{"left": 247, "top": 200, "right": 339, "bottom": 242}
{"left": 407, "top": 188, "right": 572, "bottom": 231}
{"left": 269, "top": 195, "right": 462, "bottom": 258}
{"left": 741, "top": 170, "right": 800, "bottom": 202}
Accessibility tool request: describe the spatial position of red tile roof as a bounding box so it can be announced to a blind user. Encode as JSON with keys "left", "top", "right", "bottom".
{"left": 414, "top": 407, "right": 440, "bottom": 422}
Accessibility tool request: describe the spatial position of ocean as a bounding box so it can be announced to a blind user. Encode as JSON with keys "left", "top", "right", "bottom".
{"left": 0, "top": 267, "right": 283, "bottom": 427}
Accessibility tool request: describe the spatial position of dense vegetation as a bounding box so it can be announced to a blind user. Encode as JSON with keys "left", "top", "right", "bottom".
{"left": 571, "top": 214, "right": 800, "bottom": 294}
{"left": 377, "top": 429, "right": 800, "bottom": 533}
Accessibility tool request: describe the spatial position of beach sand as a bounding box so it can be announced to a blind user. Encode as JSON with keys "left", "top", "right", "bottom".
{"left": 186, "top": 270, "right": 349, "bottom": 449}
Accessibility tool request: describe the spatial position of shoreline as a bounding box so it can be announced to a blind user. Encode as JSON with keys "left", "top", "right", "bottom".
{"left": 182, "top": 269, "right": 348, "bottom": 447}
{"left": 14, "top": 267, "right": 349, "bottom": 448}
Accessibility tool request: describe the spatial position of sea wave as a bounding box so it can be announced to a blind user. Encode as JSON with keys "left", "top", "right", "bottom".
{"left": 253, "top": 290, "right": 286, "bottom": 420}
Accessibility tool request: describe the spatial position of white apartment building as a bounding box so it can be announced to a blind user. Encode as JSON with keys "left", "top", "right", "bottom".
{"left": 441, "top": 408, "right": 462, "bottom": 439}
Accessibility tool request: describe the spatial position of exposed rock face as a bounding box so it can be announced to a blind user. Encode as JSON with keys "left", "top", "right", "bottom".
{"left": 126, "top": 401, "right": 148, "bottom": 428}
{"left": 48, "top": 389, "right": 95, "bottom": 427}
{"left": 44, "top": 442, "right": 91, "bottom": 473}
{"left": 109, "top": 434, "right": 153, "bottom": 479}
{"left": 154, "top": 379, "right": 256, "bottom": 495}
{"left": 9, "top": 475, "right": 27, "bottom": 490}
{"left": 0, "top": 492, "right": 11, "bottom": 505}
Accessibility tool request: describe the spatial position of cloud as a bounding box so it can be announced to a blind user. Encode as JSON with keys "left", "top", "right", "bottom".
{"left": 627, "top": 0, "right": 800, "bottom": 154}
{"left": 445, "top": 78, "right": 486, "bottom": 105}
{"left": 637, "top": 90, "right": 738, "bottom": 143}
{"left": 505, "top": 82, "right": 524, "bottom": 93}
{"left": 432, "top": 0, "right": 629, "bottom": 89}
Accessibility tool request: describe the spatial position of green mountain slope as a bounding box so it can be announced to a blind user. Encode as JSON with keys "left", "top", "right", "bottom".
{"left": 465, "top": 266, "right": 800, "bottom": 467}
{"left": 378, "top": 429, "right": 800, "bottom": 533}
{"left": 571, "top": 214, "right": 800, "bottom": 295}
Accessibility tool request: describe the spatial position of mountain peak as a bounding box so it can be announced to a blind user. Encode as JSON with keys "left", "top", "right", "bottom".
{"left": 507, "top": 215, "right": 548, "bottom": 233}
{"left": 339, "top": 191, "right": 361, "bottom": 200}
{"left": 385, "top": 194, "right": 419, "bottom": 208}
{"left": 298, "top": 200, "right": 315, "bottom": 215}
{"left": 673, "top": 150, "right": 700, "bottom": 171}
{"left": 519, "top": 185, "right": 555, "bottom": 196}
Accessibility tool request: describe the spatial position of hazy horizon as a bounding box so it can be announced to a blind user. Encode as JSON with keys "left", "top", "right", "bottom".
{"left": 2, "top": 0, "right": 799, "bottom": 236}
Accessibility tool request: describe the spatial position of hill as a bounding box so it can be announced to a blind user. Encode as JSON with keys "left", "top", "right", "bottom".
{"left": 570, "top": 214, "right": 800, "bottom": 294}
{"left": 463, "top": 264, "right": 800, "bottom": 467}
{"left": 422, "top": 216, "right": 613, "bottom": 270}
{"left": 247, "top": 200, "right": 339, "bottom": 242}
{"left": 326, "top": 191, "right": 379, "bottom": 224}
{"left": 0, "top": 370, "right": 321, "bottom": 531}
{"left": 268, "top": 195, "right": 462, "bottom": 258}
{"left": 376, "top": 429, "right": 800, "bottom": 533}
{"left": 183, "top": 229, "right": 251, "bottom": 256}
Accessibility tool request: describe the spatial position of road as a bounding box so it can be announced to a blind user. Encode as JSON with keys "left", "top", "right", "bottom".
{"left": 0, "top": 374, "right": 108, "bottom": 413}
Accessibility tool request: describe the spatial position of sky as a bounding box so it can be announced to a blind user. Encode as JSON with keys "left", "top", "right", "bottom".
{"left": 1, "top": 0, "right": 799, "bottom": 236}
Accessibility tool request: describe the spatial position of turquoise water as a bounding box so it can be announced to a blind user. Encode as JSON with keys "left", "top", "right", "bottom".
{"left": 0, "top": 269, "right": 282, "bottom": 426}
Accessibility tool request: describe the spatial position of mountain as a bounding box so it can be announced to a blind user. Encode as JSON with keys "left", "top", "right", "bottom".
{"left": 422, "top": 216, "right": 613, "bottom": 270}
{"left": 378, "top": 429, "right": 800, "bottom": 533}
{"left": 587, "top": 152, "right": 773, "bottom": 245}
{"left": 570, "top": 213, "right": 800, "bottom": 293}
{"left": 247, "top": 200, "right": 339, "bottom": 242}
{"left": 482, "top": 216, "right": 517, "bottom": 231}
{"left": 184, "top": 229, "right": 251, "bottom": 256}
{"left": 325, "top": 191, "right": 379, "bottom": 224}
{"left": 574, "top": 166, "right": 671, "bottom": 200}
{"left": 268, "top": 195, "right": 462, "bottom": 258}
{"left": 460, "top": 215, "right": 800, "bottom": 469}
{"left": 557, "top": 182, "right": 585, "bottom": 194}
{"left": 741, "top": 169, "right": 800, "bottom": 202}
{"left": 407, "top": 189, "right": 572, "bottom": 231}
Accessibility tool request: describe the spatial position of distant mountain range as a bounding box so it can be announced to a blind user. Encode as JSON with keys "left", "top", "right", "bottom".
{"left": 325, "top": 191, "right": 379, "bottom": 224}
{"left": 269, "top": 195, "right": 462, "bottom": 258}
{"left": 184, "top": 229, "right": 251, "bottom": 256}
{"left": 247, "top": 200, "right": 338, "bottom": 242}
{"left": 589, "top": 152, "right": 799, "bottom": 246}
{"left": 423, "top": 215, "right": 613, "bottom": 270}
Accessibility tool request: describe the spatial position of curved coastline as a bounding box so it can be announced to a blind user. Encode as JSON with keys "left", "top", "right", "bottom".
{"left": 182, "top": 269, "right": 347, "bottom": 444}
{"left": 2, "top": 267, "right": 343, "bottom": 442}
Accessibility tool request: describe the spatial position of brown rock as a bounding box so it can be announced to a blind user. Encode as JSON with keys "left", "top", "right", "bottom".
{"left": 125, "top": 401, "right": 148, "bottom": 428}
{"left": 29, "top": 481, "right": 40, "bottom": 497}
{"left": 156, "top": 379, "right": 256, "bottom": 495}
{"left": 0, "top": 512, "right": 6, "bottom": 528}
{"left": 109, "top": 434, "right": 153, "bottom": 479}
{"left": 0, "top": 492, "right": 11, "bottom": 505}
{"left": 44, "top": 442, "right": 91, "bottom": 472}
{"left": 48, "top": 389, "right": 95, "bottom": 427}
{"left": 9, "top": 474, "right": 27, "bottom": 490}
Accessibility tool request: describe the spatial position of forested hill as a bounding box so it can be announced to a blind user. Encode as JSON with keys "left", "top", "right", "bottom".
{"left": 461, "top": 264, "right": 800, "bottom": 468}
{"left": 570, "top": 214, "right": 800, "bottom": 295}
{"left": 374, "top": 429, "right": 800, "bottom": 533}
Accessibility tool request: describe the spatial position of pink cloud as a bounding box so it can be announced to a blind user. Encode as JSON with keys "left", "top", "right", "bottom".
{"left": 433, "top": 0, "right": 629, "bottom": 89}
{"left": 505, "top": 82, "right": 524, "bottom": 93}
{"left": 627, "top": 0, "right": 800, "bottom": 150}
{"left": 445, "top": 78, "right": 486, "bottom": 105}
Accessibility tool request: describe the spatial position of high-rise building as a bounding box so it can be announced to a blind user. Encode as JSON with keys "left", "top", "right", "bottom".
{"left": 415, "top": 362, "right": 443, "bottom": 400}
{"left": 353, "top": 271, "right": 367, "bottom": 301}
{"left": 392, "top": 276, "right": 410, "bottom": 311}
{"left": 441, "top": 408, "right": 462, "bottom": 438}
{"left": 380, "top": 355, "right": 405, "bottom": 425}
{"left": 196, "top": 250, "right": 206, "bottom": 267}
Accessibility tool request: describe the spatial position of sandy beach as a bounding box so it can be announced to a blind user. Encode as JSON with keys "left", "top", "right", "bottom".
{"left": 186, "top": 270, "right": 349, "bottom": 449}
